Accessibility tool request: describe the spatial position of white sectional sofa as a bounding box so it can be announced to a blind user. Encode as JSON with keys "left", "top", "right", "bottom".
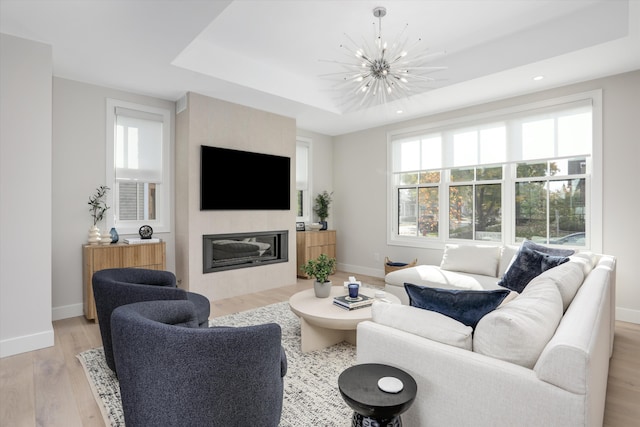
{"left": 357, "top": 243, "right": 616, "bottom": 427}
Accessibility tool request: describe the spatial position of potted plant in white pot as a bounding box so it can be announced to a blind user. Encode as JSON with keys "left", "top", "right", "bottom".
{"left": 313, "top": 190, "right": 333, "bottom": 230}
{"left": 301, "top": 253, "right": 337, "bottom": 298}
{"left": 87, "top": 185, "right": 110, "bottom": 245}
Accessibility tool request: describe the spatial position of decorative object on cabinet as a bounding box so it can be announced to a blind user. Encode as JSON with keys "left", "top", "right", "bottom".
{"left": 109, "top": 227, "right": 119, "bottom": 243}
{"left": 138, "top": 224, "right": 153, "bottom": 239}
{"left": 297, "top": 230, "right": 336, "bottom": 279}
{"left": 87, "top": 185, "right": 109, "bottom": 244}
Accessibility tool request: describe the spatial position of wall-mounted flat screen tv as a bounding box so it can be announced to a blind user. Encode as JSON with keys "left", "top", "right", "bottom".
{"left": 201, "top": 145, "right": 291, "bottom": 210}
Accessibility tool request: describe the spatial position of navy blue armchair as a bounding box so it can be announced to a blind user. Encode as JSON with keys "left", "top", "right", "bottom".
{"left": 92, "top": 268, "right": 210, "bottom": 374}
{"left": 111, "top": 300, "right": 287, "bottom": 427}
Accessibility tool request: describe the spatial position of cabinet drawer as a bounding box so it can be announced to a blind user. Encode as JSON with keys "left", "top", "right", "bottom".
{"left": 121, "top": 244, "right": 164, "bottom": 267}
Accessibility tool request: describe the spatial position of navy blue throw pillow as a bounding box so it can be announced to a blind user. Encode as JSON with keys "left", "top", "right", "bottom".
{"left": 404, "top": 283, "right": 511, "bottom": 328}
{"left": 498, "top": 245, "right": 570, "bottom": 293}
{"left": 522, "top": 239, "right": 574, "bottom": 257}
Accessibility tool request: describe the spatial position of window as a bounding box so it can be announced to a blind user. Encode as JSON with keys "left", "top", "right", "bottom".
{"left": 106, "top": 99, "right": 171, "bottom": 234}
{"left": 296, "top": 137, "right": 311, "bottom": 222}
{"left": 389, "top": 91, "right": 601, "bottom": 251}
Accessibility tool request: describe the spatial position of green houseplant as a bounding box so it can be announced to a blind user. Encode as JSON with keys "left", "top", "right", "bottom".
{"left": 313, "top": 190, "right": 333, "bottom": 230}
{"left": 88, "top": 185, "right": 110, "bottom": 226}
{"left": 87, "top": 185, "right": 110, "bottom": 245}
{"left": 301, "top": 253, "right": 337, "bottom": 298}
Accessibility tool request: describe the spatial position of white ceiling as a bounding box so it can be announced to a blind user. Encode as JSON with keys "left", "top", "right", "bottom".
{"left": 2, "top": 0, "right": 639, "bottom": 136}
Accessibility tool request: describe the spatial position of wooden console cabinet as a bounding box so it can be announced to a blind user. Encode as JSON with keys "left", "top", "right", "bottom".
{"left": 83, "top": 241, "right": 166, "bottom": 320}
{"left": 296, "top": 230, "right": 336, "bottom": 278}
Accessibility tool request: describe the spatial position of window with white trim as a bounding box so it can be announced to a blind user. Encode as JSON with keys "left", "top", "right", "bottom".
{"left": 296, "top": 138, "right": 311, "bottom": 222}
{"left": 106, "top": 99, "right": 171, "bottom": 234}
{"left": 389, "top": 91, "right": 601, "bottom": 251}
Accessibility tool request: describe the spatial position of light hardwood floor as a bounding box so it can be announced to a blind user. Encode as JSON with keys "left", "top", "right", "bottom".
{"left": 1, "top": 271, "right": 638, "bottom": 426}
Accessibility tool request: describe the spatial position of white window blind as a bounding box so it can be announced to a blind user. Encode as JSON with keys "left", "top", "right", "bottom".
{"left": 115, "top": 107, "right": 164, "bottom": 183}
{"left": 296, "top": 144, "right": 308, "bottom": 191}
{"left": 391, "top": 99, "right": 592, "bottom": 171}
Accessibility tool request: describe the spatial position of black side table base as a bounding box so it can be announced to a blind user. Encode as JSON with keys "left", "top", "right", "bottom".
{"left": 351, "top": 412, "right": 402, "bottom": 427}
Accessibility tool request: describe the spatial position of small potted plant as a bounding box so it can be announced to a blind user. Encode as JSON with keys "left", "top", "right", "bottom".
{"left": 301, "top": 253, "right": 337, "bottom": 298}
{"left": 313, "top": 190, "right": 333, "bottom": 230}
{"left": 87, "top": 185, "right": 110, "bottom": 244}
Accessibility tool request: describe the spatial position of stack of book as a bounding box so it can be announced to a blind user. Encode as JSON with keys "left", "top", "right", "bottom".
{"left": 122, "top": 238, "right": 161, "bottom": 244}
{"left": 333, "top": 294, "right": 374, "bottom": 310}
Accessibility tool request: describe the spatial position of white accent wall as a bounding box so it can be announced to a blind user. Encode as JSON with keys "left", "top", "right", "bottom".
{"left": 0, "top": 34, "right": 54, "bottom": 357}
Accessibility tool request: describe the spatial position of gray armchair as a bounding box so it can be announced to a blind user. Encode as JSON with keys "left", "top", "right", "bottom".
{"left": 111, "top": 300, "right": 287, "bottom": 427}
{"left": 92, "top": 268, "right": 210, "bottom": 374}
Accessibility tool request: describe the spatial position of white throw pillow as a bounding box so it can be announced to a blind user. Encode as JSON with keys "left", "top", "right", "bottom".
{"left": 440, "top": 244, "right": 501, "bottom": 277}
{"left": 473, "top": 277, "right": 563, "bottom": 368}
{"left": 372, "top": 301, "right": 473, "bottom": 350}
{"left": 533, "top": 260, "right": 584, "bottom": 312}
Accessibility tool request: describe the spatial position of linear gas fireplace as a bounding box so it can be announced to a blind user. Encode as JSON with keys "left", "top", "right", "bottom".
{"left": 203, "top": 230, "right": 288, "bottom": 273}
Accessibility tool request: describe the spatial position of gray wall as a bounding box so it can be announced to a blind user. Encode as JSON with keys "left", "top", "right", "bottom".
{"left": 51, "top": 78, "right": 176, "bottom": 320}
{"left": 333, "top": 70, "right": 640, "bottom": 323}
{"left": 0, "top": 34, "right": 53, "bottom": 357}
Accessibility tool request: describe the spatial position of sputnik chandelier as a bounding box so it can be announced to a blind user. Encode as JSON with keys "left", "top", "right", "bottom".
{"left": 324, "top": 6, "right": 446, "bottom": 110}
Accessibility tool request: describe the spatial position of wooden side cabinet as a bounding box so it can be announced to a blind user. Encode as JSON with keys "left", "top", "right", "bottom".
{"left": 83, "top": 241, "right": 166, "bottom": 320}
{"left": 296, "top": 230, "right": 336, "bottom": 278}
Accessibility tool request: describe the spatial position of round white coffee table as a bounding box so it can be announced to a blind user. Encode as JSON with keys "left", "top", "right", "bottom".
{"left": 289, "top": 285, "right": 400, "bottom": 353}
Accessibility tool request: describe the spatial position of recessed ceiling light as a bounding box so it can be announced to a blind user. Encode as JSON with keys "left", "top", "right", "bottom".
{"left": 396, "top": 110, "right": 404, "bottom": 114}
{"left": 533, "top": 75, "right": 545, "bottom": 81}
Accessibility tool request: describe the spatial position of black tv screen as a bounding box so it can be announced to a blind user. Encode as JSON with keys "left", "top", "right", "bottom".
{"left": 201, "top": 145, "right": 291, "bottom": 210}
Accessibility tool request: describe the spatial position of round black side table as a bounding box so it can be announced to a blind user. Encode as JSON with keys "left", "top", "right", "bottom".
{"left": 338, "top": 363, "right": 417, "bottom": 427}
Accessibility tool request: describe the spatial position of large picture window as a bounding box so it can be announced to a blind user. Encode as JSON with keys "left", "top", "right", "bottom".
{"left": 389, "top": 91, "right": 601, "bottom": 251}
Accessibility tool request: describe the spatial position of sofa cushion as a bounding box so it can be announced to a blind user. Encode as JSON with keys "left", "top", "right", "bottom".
{"left": 498, "top": 245, "right": 570, "bottom": 293}
{"left": 440, "top": 244, "right": 501, "bottom": 277}
{"left": 534, "top": 260, "right": 585, "bottom": 312}
{"left": 404, "top": 283, "right": 511, "bottom": 328}
{"left": 371, "top": 301, "right": 473, "bottom": 350}
{"left": 386, "top": 265, "right": 502, "bottom": 291}
{"left": 473, "top": 277, "right": 563, "bottom": 368}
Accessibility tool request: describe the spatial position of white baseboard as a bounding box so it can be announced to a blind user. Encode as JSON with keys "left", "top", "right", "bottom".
{"left": 52, "top": 303, "right": 84, "bottom": 321}
{"left": 0, "top": 329, "right": 54, "bottom": 358}
{"left": 616, "top": 307, "right": 640, "bottom": 324}
{"left": 337, "top": 263, "right": 385, "bottom": 280}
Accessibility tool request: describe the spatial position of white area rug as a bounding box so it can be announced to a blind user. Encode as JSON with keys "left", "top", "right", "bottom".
{"left": 77, "top": 301, "right": 355, "bottom": 426}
